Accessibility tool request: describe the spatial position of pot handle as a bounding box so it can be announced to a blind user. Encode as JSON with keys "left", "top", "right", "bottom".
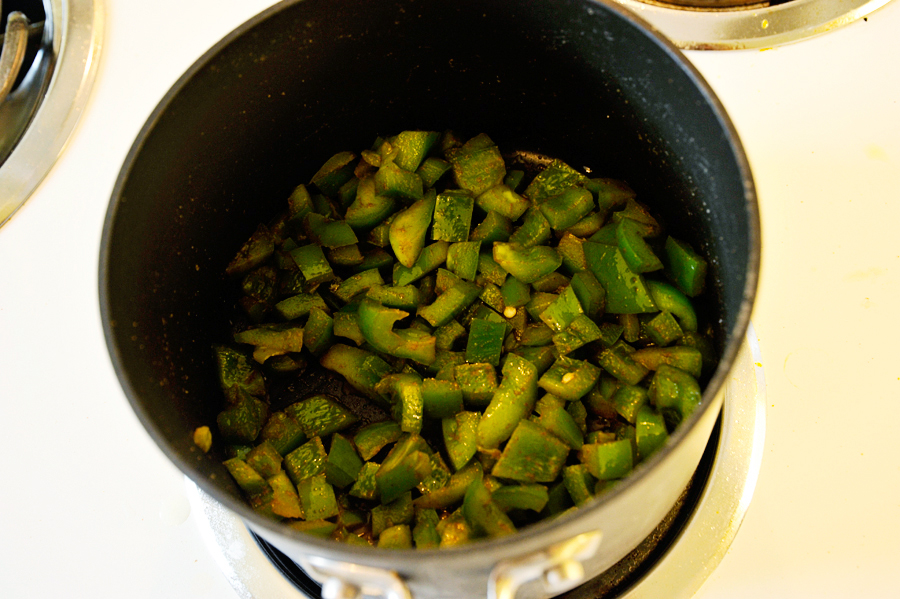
{"left": 297, "top": 554, "right": 413, "bottom": 599}
{"left": 488, "top": 530, "right": 603, "bottom": 599}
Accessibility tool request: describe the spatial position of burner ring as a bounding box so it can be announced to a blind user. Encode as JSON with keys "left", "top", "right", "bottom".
{"left": 610, "top": 0, "right": 892, "bottom": 49}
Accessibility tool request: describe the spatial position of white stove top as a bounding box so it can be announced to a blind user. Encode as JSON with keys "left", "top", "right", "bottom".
{"left": 2, "top": 1, "right": 898, "bottom": 597}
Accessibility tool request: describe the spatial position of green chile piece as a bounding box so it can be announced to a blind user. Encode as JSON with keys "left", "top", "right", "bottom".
{"left": 584, "top": 178, "right": 635, "bottom": 219}
{"left": 648, "top": 364, "right": 702, "bottom": 420}
{"left": 442, "top": 410, "right": 480, "bottom": 471}
{"left": 454, "top": 363, "right": 499, "bottom": 407}
{"left": 434, "top": 320, "right": 466, "bottom": 350}
{"left": 297, "top": 473, "right": 340, "bottom": 520}
{"left": 532, "top": 397, "right": 584, "bottom": 450}
{"left": 245, "top": 441, "right": 283, "bottom": 478}
{"left": 490, "top": 484, "right": 549, "bottom": 513}
{"left": 393, "top": 130, "right": 441, "bottom": 172}
{"left": 267, "top": 472, "right": 302, "bottom": 518}
{"left": 310, "top": 151, "right": 356, "bottom": 196}
{"left": 437, "top": 509, "right": 473, "bottom": 547}
{"left": 635, "top": 405, "right": 669, "bottom": 460}
{"left": 226, "top": 224, "right": 277, "bottom": 276}
{"left": 493, "top": 243, "right": 562, "bottom": 285}
{"left": 538, "top": 285, "right": 584, "bottom": 333}
{"left": 234, "top": 324, "right": 304, "bottom": 364}
{"left": 611, "top": 384, "right": 649, "bottom": 424}
{"left": 304, "top": 215, "right": 359, "bottom": 248}
{"left": 259, "top": 411, "right": 307, "bottom": 456}
{"left": 354, "top": 421, "right": 402, "bottom": 461}
{"left": 557, "top": 233, "right": 588, "bottom": 274}
{"left": 216, "top": 391, "right": 268, "bottom": 444}
{"left": 476, "top": 252, "right": 508, "bottom": 287}
{"left": 616, "top": 218, "right": 663, "bottom": 273}
{"left": 325, "top": 433, "right": 364, "bottom": 488}
{"left": 491, "top": 420, "right": 569, "bottom": 483}
{"left": 418, "top": 280, "right": 481, "bottom": 328}
{"left": 333, "top": 311, "right": 365, "bottom": 346}
{"left": 393, "top": 241, "right": 449, "bottom": 286}
{"left": 508, "top": 207, "right": 552, "bottom": 248}
{"left": 344, "top": 177, "right": 397, "bottom": 231}
{"left": 449, "top": 141, "right": 506, "bottom": 196}
{"left": 376, "top": 434, "right": 433, "bottom": 503}
{"left": 470, "top": 210, "right": 513, "bottom": 243}
{"left": 413, "top": 508, "right": 441, "bottom": 549}
{"left": 476, "top": 184, "right": 530, "bottom": 221}
{"left": 333, "top": 268, "right": 385, "bottom": 303}
{"left": 463, "top": 479, "right": 517, "bottom": 538}
{"left": 510, "top": 345, "right": 557, "bottom": 376}
{"left": 447, "top": 241, "right": 481, "bottom": 281}
{"left": 433, "top": 190, "right": 475, "bottom": 242}
{"left": 537, "top": 356, "right": 600, "bottom": 401}
{"left": 372, "top": 492, "right": 415, "bottom": 537}
{"left": 349, "top": 461, "right": 381, "bottom": 500}
{"left": 522, "top": 159, "right": 585, "bottom": 204}
{"left": 664, "top": 236, "right": 708, "bottom": 297}
{"left": 357, "top": 298, "right": 436, "bottom": 365}
{"left": 421, "top": 379, "right": 464, "bottom": 419}
{"left": 303, "top": 308, "right": 335, "bottom": 358}
{"left": 552, "top": 314, "right": 602, "bottom": 356}
{"left": 375, "top": 161, "right": 424, "bottom": 201}
{"left": 275, "top": 292, "right": 328, "bottom": 321}
{"left": 414, "top": 461, "right": 484, "bottom": 509}
{"left": 647, "top": 280, "right": 698, "bottom": 333}
{"left": 597, "top": 344, "right": 650, "bottom": 386}
{"left": 319, "top": 344, "right": 393, "bottom": 400}
{"left": 539, "top": 187, "right": 595, "bottom": 231}
{"left": 580, "top": 439, "right": 633, "bottom": 481}
{"left": 213, "top": 345, "right": 266, "bottom": 399}
{"left": 284, "top": 437, "right": 328, "bottom": 485}
{"left": 417, "top": 157, "right": 452, "bottom": 188}
{"left": 500, "top": 276, "right": 531, "bottom": 309}
{"left": 378, "top": 525, "right": 414, "bottom": 549}
{"left": 289, "top": 244, "right": 334, "bottom": 286}
{"left": 631, "top": 345, "right": 702, "bottom": 379}
{"left": 477, "top": 354, "right": 539, "bottom": 450}
{"left": 389, "top": 190, "right": 437, "bottom": 268}
{"left": 285, "top": 395, "right": 358, "bottom": 438}
{"left": 641, "top": 311, "right": 684, "bottom": 346}
{"left": 562, "top": 464, "right": 596, "bottom": 507}
{"left": 465, "top": 319, "right": 507, "bottom": 367}
{"left": 583, "top": 240, "right": 657, "bottom": 314}
{"left": 223, "top": 458, "right": 269, "bottom": 496}
{"left": 365, "top": 284, "right": 421, "bottom": 311}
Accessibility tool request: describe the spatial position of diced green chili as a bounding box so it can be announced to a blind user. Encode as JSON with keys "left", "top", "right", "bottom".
{"left": 664, "top": 236, "right": 708, "bottom": 297}
{"left": 647, "top": 280, "right": 698, "bottom": 332}
{"left": 539, "top": 187, "right": 595, "bottom": 231}
{"left": 433, "top": 190, "right": 475, "bottom": 242}
{"left": 319, "top": 344, "right": 393, "bottom": 399}
{"left": 476, "top": 184, "right": 530, "bottom": 221}
{"left": 648, "top": 364, "right": 702, "bottom": 421}
{"left": 226, "top": 224, "right": 277, "bottom": 276}
{"left": 583, "top": 241, "right": 657, "bottom": 314}
{"left": 508, "top": 207, "right": 552, "bottom": 248}
{"left": 418, "top": 280, "right": 481, "bottom": 328}
{"left": 580, "top": 439, "right": 633, "bottom": 481}
{"left": 616, "top": 218, "right": 663, "bottom": 273}
{"left": 463, "top": 479, "right": 517, "bottom": 538}
{"left": 310, "top": 151, "right": 357, "bottom": 196}
{"left": 537, "top": 356, "right": 600, "bottom": 401}
{"left": 454, "top": 362, "right": 499, "bottom": 407}
{"left": 471, "top": 210, "right": 513, "bottom": 243}
{"left": 389, "top": 190, "right": 437, "bottom": 268}
{"left": 490, "top": 484, "right": 549, "bottom": 513}
{"left": 493, "top": 242, "right": 562, "bottom": 285}
{"left": 491, "top": 420, "right": 569, "bottom": 483}
{"left": 393, "top": 240, "right": 449, "bottom": 286}
{"left": 477, "top": 354, "right": 539, "bottom": 450}
{"left": 635, "top": 405, "right": 668, "bottom": 460}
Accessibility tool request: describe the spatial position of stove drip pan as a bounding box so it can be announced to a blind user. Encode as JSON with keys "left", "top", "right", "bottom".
{"left": 188, "top": 327, "right": 765, "bottom": 599}
{"left": 0, "top": 0, "right": 102, "bottom": 226}
{"left": 609, "top": 0, "right": 892, "bottom": 49}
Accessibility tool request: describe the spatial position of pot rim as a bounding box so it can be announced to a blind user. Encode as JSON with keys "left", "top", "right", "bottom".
{"left": 99, "top": 0, "right": 760, "bottom": 569}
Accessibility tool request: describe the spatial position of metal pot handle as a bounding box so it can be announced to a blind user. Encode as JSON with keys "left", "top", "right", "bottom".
{"left": 488, "top": 530, "right": 603, "bottom": 599}
{"left": 297, "top": 554, "right": 413, "bottom": 599}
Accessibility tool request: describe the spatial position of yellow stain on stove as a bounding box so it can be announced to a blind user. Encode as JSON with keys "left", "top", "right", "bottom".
{"left": 845, "top": 267, "right": 888, "bottom": 282}
{"left": 865, "top": 144, "right": 889, "bottom": 162}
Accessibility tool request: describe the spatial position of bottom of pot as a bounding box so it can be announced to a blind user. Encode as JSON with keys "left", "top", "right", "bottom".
{"left": 188, "top": 327, "right": 764, "bottom": 599}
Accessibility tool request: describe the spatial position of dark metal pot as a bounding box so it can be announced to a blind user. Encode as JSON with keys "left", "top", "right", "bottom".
{"left": 100, "top": 0, "right": 759, "bottom": 597}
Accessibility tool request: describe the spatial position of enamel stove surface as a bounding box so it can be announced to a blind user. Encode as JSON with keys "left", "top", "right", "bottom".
{"left": 1, "top": 1, "right": 899, "bottom": 598}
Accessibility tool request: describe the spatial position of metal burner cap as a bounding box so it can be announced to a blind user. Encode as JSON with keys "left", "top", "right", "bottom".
{"left": 611, "top": 0, "right": 892, "bottom": 50}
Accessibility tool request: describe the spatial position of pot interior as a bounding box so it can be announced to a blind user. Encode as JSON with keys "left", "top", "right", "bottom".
{"left": 101, "top": 0, "right": 757, "bottom": 537}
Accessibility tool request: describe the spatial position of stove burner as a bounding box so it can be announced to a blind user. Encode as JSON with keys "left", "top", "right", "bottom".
{"left": 188, "top": 330, "right": 765, "bottom": 599}
{"left": 610, "top": 0, "right": 892, "bottom": 49}
{"left": 0, "top": 0, "right": 102, "bottom": 226}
